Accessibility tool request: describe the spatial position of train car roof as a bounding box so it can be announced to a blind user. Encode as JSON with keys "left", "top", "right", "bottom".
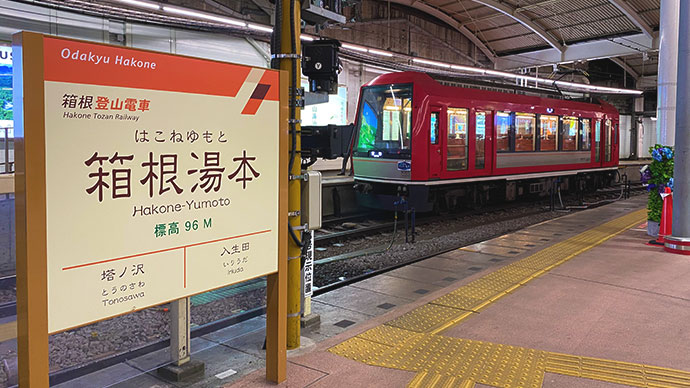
{"left": 365, "top": 71, "right": 619, "bottom": 116}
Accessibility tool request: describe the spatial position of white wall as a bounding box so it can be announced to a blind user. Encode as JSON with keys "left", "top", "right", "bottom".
{"left": 639, "top": 117, "right": 657, "bottom": 157}
{"left": 619, "top": 115, "right": 632, "bottom": 158}
{"left": 618, "top": 115, "right": 659, "bottom": 159}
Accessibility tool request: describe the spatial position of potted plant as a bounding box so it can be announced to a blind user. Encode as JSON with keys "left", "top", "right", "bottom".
{"left": 641, "top": 144, "right": 674, "bottom": 236}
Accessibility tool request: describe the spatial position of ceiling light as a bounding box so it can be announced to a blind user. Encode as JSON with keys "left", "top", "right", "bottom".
{"left": 450, "top": 65, "right": 484, "bottom": 74}
{"left": 413, "top": 58, "right": 450, "bottom": 68}
{"left": 114, "top": 0, "right": 160, "bottom": 9}
{"left": 342, "top": 43, "right": 368, "bottom": 52}
{"left": 162, "top": 6, "right": 247, "bottom": 27}
{"left": 247, "top": 24, "right": 273, "bottom": 33}
{"left": 367, "top": 49, "right": 393, "bottom": 57}
{"left": 484, "top": 69, "right": 512, "bottom": 78}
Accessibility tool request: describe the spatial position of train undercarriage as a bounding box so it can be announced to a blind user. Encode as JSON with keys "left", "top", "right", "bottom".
{"left": 354, "top": 170, "right": 620, "bottom": 213}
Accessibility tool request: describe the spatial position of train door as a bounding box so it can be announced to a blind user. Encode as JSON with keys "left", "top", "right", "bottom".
{"left": 594, "top": 119, "right": 602, "bottom": 166}
{"left": 429, "top": 107, "right": 442, "bottom": 179}
{"left": 474, "top": 110, "right": 493, "bottom": 174}
{"left": 442, "top": 107, "right": 471, "bottom": 179}
{"left": 602, "top": 119, "right": 617, "bottom": 167}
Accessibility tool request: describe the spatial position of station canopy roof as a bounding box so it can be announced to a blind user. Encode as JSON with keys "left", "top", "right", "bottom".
{"left": 393, "top": 0, "right": 659, "bottom": 76}
{"left": 33, "top": 0, "right": 660, "bottom": 83}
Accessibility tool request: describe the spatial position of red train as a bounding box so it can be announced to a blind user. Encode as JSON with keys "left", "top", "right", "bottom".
{"left": 352, "top": 72, "right": 620, "bottom": 212}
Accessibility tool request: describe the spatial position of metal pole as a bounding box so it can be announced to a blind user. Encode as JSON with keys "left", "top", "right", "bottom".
{"left": 630, "top": 98, "right": 638, "bottom": 159}
{"left": 4, "top": 129, "right": 8, "bottom": 173}
{"left": 280, "top": 0, "right": 302, "bottom": 349}
{"left": 669, "top": 0, "right": 690, "bottom": 239}
{"left": 656, "top": 0, "right": 680, "bottom": 146}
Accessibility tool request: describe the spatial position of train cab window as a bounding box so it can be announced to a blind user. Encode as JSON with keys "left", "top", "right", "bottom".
{"left": 561, "top": 117, "right": 578, "bottom": 151}
{"left": 476, "top": 112, "right": 486, "bottom": 169}
{"left": 515, "top": 113, "right": 536, "bottom": 152}
{"left": 496, "top": 111, "right": 512, "bottom": 152}
{"left": 595, "top": 120, "right": 601, "bottom": 162}
{"left": 430, "top": 112, "right": 439, "bottom": 145}
{"left": 580, "top": 119, "right": 592, "bottom": 151}
{"left": 539, "top": 115, "right": 558, "bottom": 151}
{"left": 354, "top": 84, "right": 413, "bottom": 158}
{"left": 447, "top": 108, "right": 469, "bottom": 170}
{"left": 605, "top": 119, "right": 613, "bottom": 162}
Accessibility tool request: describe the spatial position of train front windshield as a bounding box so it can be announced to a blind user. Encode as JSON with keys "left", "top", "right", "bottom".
{"left": 355, "top": 84, "right": 413, "bottom": 158}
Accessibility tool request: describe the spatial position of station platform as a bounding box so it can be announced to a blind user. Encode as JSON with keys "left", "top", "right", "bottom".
{"left": 80, "top": 195, "right": 690, "bottom": 388}
{"left": 224, "top": 195, "right": 690, "bottom": 388}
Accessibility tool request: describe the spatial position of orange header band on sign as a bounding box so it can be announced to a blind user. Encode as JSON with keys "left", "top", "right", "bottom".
{"left": 43, "top": 37, "right": 278, "bottom": 98}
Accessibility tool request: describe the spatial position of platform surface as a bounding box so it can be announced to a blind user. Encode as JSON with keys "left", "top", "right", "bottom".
{"left": 83, "top": 195, "right": 690, "bottom": 388}
{"left": 225, "top": 195, "right": 690, "bottom": 388}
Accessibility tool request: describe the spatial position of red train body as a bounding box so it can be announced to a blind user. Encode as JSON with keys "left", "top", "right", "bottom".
{"left": 352, "top": 72, "right": 620, "bottom": 211}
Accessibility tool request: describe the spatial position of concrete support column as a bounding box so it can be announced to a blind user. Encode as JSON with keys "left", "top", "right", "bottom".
{"left": 669, "top": 0, "right": 690, "bottom": 240}
{"left": 157, "top": 298, "right": 204, "bottom": 381}
{"left": 656, "top": 0, "right": 680, "bottom": 146}
{"left": 170, "top": 298, "right": 190, "bottom": 366}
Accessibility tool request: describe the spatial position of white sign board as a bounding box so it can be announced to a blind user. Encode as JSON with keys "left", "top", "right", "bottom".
{"left": 38, "top": 36, "right": 280, "bottom": 333}
{"left": 0, "top": 45, "right": 10, "bottom": 65}
{"left": 303, "top": 230, "right": 314, "bottom": 297}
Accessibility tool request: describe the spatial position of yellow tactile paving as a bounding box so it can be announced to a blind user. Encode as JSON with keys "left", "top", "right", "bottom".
{"left": 386, "top": 304, "right": 471, "bottom": 333}
{"left": 545, "top": 352, "right": 690, "bottom": 387}
{"left": 328, "top": 209, "right": 690, "bottom": 387}
{"left": 357, "top": 325, "right": 419, "bottom": 346}
{"left": 407, "top": 371, "right": 475, "bottom": 388}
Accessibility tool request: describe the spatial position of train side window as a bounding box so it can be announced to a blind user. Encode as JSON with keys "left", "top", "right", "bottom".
{"left": 580, "top": 119, "right": 592, "bottom": 151}
{"left": 562, "top": 116, "right": 578, "bottom": 151}
{"left": 476, "top": 111, "right": 486, "bottom": 169}
{"left": 539, "top": 115, "right": 558, "bottom": 151}
{"left": 515, "top": 113, "right": 536, "bottom": 151}
{"left": 496, "top": 111, "right": 512, "bottom": 152}
{"left": 430, "top": 112, "right": 439, "bottom": 145}
{"left": 605, "top": 119, "right": 612, "bottom": 162}
{"left": 595, "top": 120, "right": 601, "bottom": 162}
{"left": 447, "top": 108, "right": 469, "bottom": 171}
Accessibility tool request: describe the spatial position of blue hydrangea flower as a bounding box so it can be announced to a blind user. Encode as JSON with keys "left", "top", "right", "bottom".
{"left": 669, "top": 177, "right": 674, "bottom": 190}
{"left": 652, "top": 149, "right": 662, "bottom": 161}
{"left": 647, "top": 183, "right": 657, "bottom": 192}
{"left": 662, "top": 147, "right": 673, "bottom": 160}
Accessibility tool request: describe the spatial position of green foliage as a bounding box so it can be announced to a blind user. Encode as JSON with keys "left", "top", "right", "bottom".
{"left": 648, "top": 190, "right": 663, "bottom": 222}
{"left": 646, "top": 144, "right": 674, "bottom": 222}
{"left": 0, "top": 89, "right": 11, "bottom": 120}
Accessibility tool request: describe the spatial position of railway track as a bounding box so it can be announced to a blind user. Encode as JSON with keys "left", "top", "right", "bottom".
{"left": 314, "top": 182, "right": 646, "bottom": 245}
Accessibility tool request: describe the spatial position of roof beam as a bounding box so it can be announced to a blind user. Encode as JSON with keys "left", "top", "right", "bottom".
{"left": 203, "top": 0, "right": 248, "bottom": 20}
{"left": 407, "top": 22, "right": 482, "bottom": 66}
{"left": 458, "top": 0, "right": 563, "bottom": 26}
{"left": 607, "top": 0, "right": 654, "bottom": 39}
{"left": 468, "top": 0, "right": 564, "bottom": 52}
{"left": 383, "top": 0, "right": 496, "bottom": 61}
{"left": 495, "top": 33, "right": 656, "bottom": 70}
{"left": 610, "top": 57, "right": 640, "bottom": 80}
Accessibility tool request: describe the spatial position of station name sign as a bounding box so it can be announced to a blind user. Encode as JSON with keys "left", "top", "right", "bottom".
{"left": 18, "top": 35, "right": 281, "bottom": 333}
{"left": 59, "top": 47, "right": 157, "bottom": 68}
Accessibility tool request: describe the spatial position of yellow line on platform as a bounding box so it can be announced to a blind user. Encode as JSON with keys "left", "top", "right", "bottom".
{"left": 0, "top": 321, "right": 17, "bottom": 342}
{"left": 327, "top": 209, "right": 690, "bottom": 387}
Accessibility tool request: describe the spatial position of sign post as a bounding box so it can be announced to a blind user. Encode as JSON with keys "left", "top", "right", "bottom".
{"left": 13, "top": 31, "right": 287, "bottom": 385}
